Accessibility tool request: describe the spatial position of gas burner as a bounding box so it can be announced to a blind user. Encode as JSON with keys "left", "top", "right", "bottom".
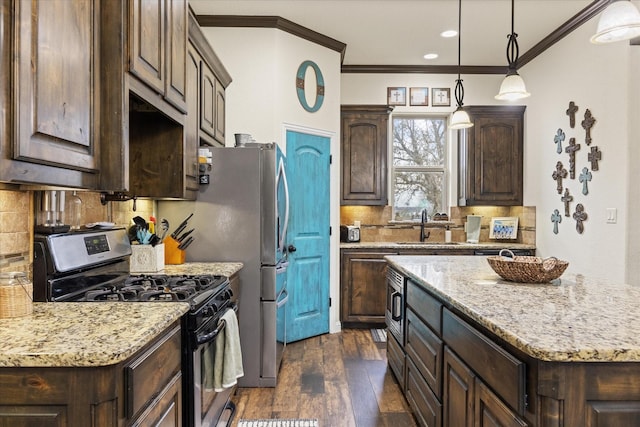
{"left": 85, "top": 288, "right": 121, "bottom": 301}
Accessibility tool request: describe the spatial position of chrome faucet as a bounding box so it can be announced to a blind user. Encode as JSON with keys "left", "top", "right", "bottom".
{"left": 420, "top": 209, "right": 430, "bottom": 242}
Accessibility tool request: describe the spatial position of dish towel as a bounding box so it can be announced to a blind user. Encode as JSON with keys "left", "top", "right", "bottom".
{"left": 214, "top": 308, "right": 244, "bottom": 391}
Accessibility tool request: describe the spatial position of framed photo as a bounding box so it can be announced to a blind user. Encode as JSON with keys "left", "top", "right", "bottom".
{"left": 489, "top": 217, "right": 519, "bottom": 240}
{"left": 410, "top": 87, "right": 429, "bottom": 106}
{"left": 432, "top": 88, "right": 451, "bottom": 107}
{"left": 387, "top": 87, "right": 406, "bottom": 106}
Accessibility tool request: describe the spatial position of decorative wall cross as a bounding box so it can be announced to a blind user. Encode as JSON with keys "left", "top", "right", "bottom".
{"left": 554, "top": 129, "right": 565, "bottom": 154}
{"left": 579, "top": 167, "right": 592, "bottom": 195}
{"left": 588, "top": 146, "right": 602, "bottom": 171}
{"left": 552, "top": 161, "right": 568, "bottom": 194}
{"left": 564, "top": 137, "right": 581, "bottom": 179}
{"left": 566, "top": 101, "right": 578, "bottom": 128}
{"left": 573, "top": 203, "right": 588, "bottom": 234}
{"left": 561, "top": 188, "right": 573, "bottom": 217}
{"left": 551, "top": 209, "right": 562, "bottom": 235}
{"left": 581, "top": 109, "right": 596, "bottom": 146}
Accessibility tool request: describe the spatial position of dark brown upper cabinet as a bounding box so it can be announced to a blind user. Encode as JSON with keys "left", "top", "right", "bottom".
{"left": 458, "top": 105, "right": 526, "bottom": 206}
{"left": 1, "top": 0, "right": 101, "bottom": 189}
{"left": 341, "top": 105, "right": 393, "bottom": 205}
{"left": 129, "top": 0, "right": 188, "bottom": 113}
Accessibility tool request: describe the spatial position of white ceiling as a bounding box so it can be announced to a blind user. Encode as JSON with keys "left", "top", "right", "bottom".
{"left": 189, "top": 0, "right": 603, "bottom": 67}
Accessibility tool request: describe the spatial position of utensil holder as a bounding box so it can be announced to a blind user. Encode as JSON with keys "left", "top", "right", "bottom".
{"left": 164, "top": 237, "right": 185, "bottom": 265}
{"left": 130, "top": 243, "right": 165, "bottom": 273}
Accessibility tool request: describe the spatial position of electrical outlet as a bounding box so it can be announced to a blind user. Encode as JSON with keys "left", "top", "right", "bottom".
{"left": 606, "top": 208, "right": 617, "bottom": 224}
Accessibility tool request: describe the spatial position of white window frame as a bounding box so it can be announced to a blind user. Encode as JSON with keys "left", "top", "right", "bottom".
{"left": 389, "top": 113, "right": 450, "bottom": 223}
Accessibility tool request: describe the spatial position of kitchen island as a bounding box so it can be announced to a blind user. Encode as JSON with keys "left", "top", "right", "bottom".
{"left": 385, "top": 255, "right": 640, "bottom": 427}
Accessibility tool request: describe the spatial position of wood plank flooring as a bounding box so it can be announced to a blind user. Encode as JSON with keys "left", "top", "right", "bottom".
{"left": 229, "top": 329, "right": 417, "bottom": 427}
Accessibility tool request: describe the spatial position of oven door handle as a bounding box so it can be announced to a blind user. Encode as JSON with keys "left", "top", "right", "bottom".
{"left": 391, "top": 291, "right": 402, "bottom": 321}
{"left": 196, "top": 305, "right": 238, "bottom": 345}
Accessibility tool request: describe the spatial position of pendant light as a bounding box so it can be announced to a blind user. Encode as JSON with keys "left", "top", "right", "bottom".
{"left": 449, "top": 0, "right": 473, "bottom": 130}
{"left": 495, "top": 0, "right": 530, "bottom": 101}
{"left": 591, "top": 0, "right": 640, "bottom": 44}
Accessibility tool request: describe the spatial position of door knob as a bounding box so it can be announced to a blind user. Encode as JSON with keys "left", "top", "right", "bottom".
{"left": 287, "top": 244, "right": 297, "bottom": 253}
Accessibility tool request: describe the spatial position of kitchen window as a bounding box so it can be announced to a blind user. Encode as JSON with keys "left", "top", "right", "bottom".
{"left": 391, "top": 115, "right": 448, "bottom": 221}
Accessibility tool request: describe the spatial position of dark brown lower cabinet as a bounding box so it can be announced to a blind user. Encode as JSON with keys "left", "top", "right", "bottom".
{"left": 387, "top": 333, "right": 405, "bottom": 386}
{"left": 0, "top": 323, "right": 182, "bottom": 427}
{"left": 340, "top": 250, "right": 398, "bottom": 327}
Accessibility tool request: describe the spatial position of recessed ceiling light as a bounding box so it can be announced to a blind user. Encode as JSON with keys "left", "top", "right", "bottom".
{"left": 441, "top": 30, "right": 458, "bottom": 38}
{"left": 423, "top": 53, "right": 439, "bottom": 60}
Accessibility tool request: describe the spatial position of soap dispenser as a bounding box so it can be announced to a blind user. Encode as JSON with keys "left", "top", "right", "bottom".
{"left": 445, "top": 225, "right": 452, "bottom": 243}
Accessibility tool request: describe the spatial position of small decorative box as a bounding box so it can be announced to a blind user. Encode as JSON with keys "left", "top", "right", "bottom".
{"left": 130, "top": 243, "right": 165, "bottom": 273}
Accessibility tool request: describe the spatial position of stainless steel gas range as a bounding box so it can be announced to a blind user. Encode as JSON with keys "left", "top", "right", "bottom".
{"left": 33, "top": 227, "right": 237, "bottom": 427}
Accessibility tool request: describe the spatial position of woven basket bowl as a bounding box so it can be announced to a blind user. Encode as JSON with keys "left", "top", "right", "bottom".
{"left": 486, "top": 250, "right": 569, "bottom": 283}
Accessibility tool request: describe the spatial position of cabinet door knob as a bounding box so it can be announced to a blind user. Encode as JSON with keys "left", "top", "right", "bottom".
{"left": 287, "top": 244, "right": 297, "bottom": 253}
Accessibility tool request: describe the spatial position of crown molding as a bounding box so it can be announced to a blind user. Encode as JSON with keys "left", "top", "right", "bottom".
{"left": 196, "top": 0, "right": 613, "bottom": 75}
{"left": 196, "top": 15, "right": 347, "bottom": 63}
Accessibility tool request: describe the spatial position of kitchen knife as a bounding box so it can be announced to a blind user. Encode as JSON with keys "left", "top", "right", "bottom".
{"left": 177, "top": 228, "right": 194, "bottom": 243}
{"left": 177, "top": 236, "right": 194, "bottom": 251}
{"left": 170, "top": 213, "right": 193, "bottom": 239}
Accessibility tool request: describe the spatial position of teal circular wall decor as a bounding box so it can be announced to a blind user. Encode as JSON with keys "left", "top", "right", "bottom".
{"left": 296, "top": 60, "right": 324, "bottom": 112}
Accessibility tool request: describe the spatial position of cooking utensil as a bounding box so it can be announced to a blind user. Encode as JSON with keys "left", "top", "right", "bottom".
{"left": 171, "top": 213, "right": 193, "bottom": 239}
{"left": 159, "top": 218, "right": 169, "bottom": 242}
{"left": 177, "top": 236, "right": 194, "bottom": 251}
{"left": 177, "top": 228, "right": 194, "bottom": 243}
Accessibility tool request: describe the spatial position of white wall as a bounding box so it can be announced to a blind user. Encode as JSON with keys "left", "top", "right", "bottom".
{"left": 201, "top": 27, "right": 344, "bottom": 331}
{"left": 523, "top": 22, "right": 634, "bottom": 283}
{"left": 342, "top": 23, "right": 638, "bottom": 283}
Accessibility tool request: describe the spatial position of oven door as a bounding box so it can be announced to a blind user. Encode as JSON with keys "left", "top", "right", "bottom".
{"left": 192, "top": 306, "right": 237, "bottom": 427}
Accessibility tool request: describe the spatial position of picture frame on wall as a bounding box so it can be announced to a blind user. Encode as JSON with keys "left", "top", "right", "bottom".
{"left": 410, "top": 87, "right": 429, "bottom": 106}
{"left": 387, "top": 87, "right": 406, "bottom": 106}
{"left": 432, "top": 88, "right": 451, "bottom": 107}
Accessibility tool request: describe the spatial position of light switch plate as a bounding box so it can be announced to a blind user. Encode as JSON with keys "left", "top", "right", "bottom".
{"left": 606, "top": 208, "right": 617, "bottom": 224}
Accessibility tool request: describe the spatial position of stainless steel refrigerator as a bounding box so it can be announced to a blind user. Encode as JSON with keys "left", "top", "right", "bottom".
{"left": 158, "top": 142, "right": 290, "bottom": 387}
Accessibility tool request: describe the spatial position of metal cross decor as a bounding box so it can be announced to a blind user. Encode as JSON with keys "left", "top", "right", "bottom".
{"left": 564, "top": 137, "right": 581, "bottom": 179}
{"left": 551, "top": 209, "right": 562, "bottom": 235}
{"left": 581, "top": 109, "right": 596, "bottom": 146}
{"left": 588, "top": 146, "right": 602, "bottom": 171}
{"left": 572, "top": 203, "right": 588, "bottom": 234}
{"left": 554, "top": 128, "right": 565, "bottom": 154}
{"left": 566, "top": 101, "right": 578, "bottom": 128}
{"left": 561, "top": 188, "right": 573, "bottom": 217}
{"left": 552, "top": 161, "right": 568, "bottom": 194}
{"left": 579, "top": 167, "right": 592, "bottom": 195}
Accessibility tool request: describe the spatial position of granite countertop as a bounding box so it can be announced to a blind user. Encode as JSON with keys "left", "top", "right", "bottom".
{"left": 341, "top": 241, "right": 536, "bottom": 250}
{"left": 0, "top": 302, "right": 189, "bottom": 368}
{"left": 386, "top": 255, "right": 640, "bottom": 362}
{"left": 159, "top": 262, "right": 243, "bottom": 277}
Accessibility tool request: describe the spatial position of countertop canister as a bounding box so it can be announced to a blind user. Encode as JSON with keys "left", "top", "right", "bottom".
{"left": 0, "top": 272, "right": 33, "bottom": 318}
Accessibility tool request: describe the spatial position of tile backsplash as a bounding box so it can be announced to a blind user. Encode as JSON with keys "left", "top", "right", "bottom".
{"left": 0, "top": 189, "right": 154, "bottom": 275}
{"left": 340, "top": 205, "right": 536, "bottom": 245}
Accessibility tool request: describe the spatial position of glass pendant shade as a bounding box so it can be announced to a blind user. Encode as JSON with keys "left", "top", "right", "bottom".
{"left": 449, "top": 107, "right": 473, "bottom": 130}
{"left": 495, "top": 71, "right": 531, "bottom": 101}
{"left": 591, "top": 1, "right": 640, "bottom": 44}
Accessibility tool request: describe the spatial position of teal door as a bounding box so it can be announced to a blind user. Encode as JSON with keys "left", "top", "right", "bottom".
{"left": 285, "top": 130, "right": 331, "bottom": 343}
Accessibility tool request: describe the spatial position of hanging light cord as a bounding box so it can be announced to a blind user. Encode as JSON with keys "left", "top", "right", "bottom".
{"left": 454, "top": 0, "right": 464, "bottom": 108}
{"left": 505, "top": 0, "right": 519, "bottom": 72}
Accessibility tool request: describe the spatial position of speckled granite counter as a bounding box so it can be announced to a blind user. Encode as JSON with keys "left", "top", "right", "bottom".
{"left": 0, "top": 302, "right": 189, "bottom": 367}
{"left": 341, "top": 241, "right": 535, "bottom": 250}
{"left": 386, "top": 255, "right": 640, "bottom": 362}
{"left": 159, "top": 262, "right": 243, "bottom": 277}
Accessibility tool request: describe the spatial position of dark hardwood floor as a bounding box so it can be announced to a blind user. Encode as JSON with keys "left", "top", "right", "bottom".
{"left": 229, "top": 329, "right": 417, "bottom": 427}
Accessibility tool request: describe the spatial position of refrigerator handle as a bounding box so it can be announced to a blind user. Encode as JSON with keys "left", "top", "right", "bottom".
{"left": 277, "top": 157, "right": 290, "bottom": 254}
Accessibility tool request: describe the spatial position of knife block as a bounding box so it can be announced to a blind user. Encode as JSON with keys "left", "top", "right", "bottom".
{"left": 164, "top": 237, "right": 185, "bottom": 265}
